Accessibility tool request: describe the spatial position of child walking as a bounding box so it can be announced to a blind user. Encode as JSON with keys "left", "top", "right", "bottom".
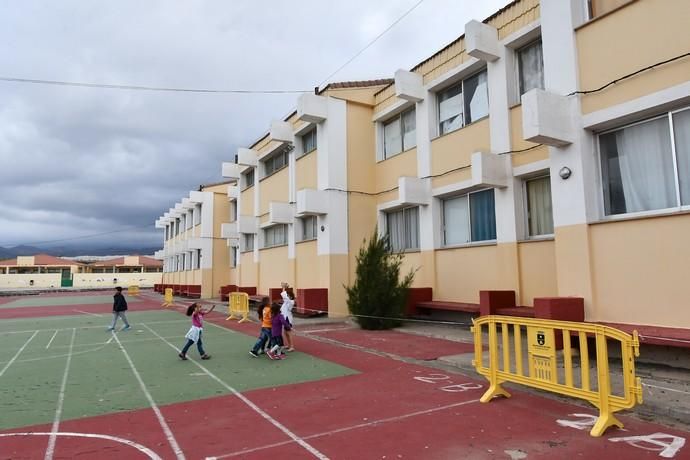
{"left": 267, "top": 302, "right": 291, "bottom": 360}
{"left": 249, "top": 297, "right": 272, "bottom": 357}
{"left": 280, "top": 282, "right": 295, "bottom": 352}
{"left": 179, "top": 303, "right": 215, "bottom": 360}
{"left": 107, "top": 286, "right": 131, "bottom": 331}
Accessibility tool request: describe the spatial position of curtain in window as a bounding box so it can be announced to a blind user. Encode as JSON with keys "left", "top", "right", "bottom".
{"left": 673, "top": 109, "right": 690, "bottom": 205}
{"left": 387, "top": 210, "right": 405, "bottom": 251}
{"left": 470, "top": 190, "right": 496, "bottom": 241}
{"left": 527, "top": 176, "right": 554, "bottom": 236}
{"left": 443, "top": 196, "right": 470, "bottom": 245}
{"left": 402, "top": 108, "right": 416, "bottom": 150}
{"left": 438, "top": 84, "right": 463, "bottom": 134}
{"left": 464, "top": 71, "right": 489, "bottom": 124}
{"left": 602, "top": 117, "right": 675, "bottom": 214}
{"left": 519, "top": 41, "right": 544, "bottom": 95}
{"left": 384, "top": 117, "right": 402, "bottom": 157}
{"left": 404, "top": 207, "right": 420, "bottom": 249}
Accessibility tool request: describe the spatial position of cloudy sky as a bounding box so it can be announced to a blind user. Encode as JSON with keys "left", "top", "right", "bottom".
{"left": 0, "top": 0, "right": 509, "bottom": 251}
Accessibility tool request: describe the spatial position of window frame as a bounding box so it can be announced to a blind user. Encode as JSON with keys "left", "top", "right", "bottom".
{"left": 241, "top": 233, "right": 254, "bottom": 253}
{"left": 436, "top": 68, "right": 489, "bottom": 136}
{"left": 523, "top": 174, "right": 554, "bottom": 238}
{"left": 242, "top": 169, "right": 255, "bottom": 190}
{"left": 384, "top": 206, "right": 420, "bottom": 252}
{"left": 262, "top": 224, "right": 288, "bottom": 249}
{"left": 596, "top": 106, "right": 690, "bottom": 220}
{"left": 441, "top": 189, "right": 497, "bottom": 247}
{"left": 299, "top": 128, "right": 317, "bottom": 158}
{"left": 382, "top": 107, "right": 417, "bottom": 159}
{"left": 261, "top": 146, "right": 290, "bottom": 179}
{"left": 517, "top": 39, "right": 544, "bottom": 97}
{"left": 299, "top": 215, "right": 318, "bottom": 242}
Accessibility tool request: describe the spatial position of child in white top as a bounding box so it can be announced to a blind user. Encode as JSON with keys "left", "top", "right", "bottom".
{"left": 280, "top": 282, "right": 295, "bottom": 352}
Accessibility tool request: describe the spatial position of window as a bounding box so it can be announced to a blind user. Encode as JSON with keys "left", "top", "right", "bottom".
{"left": 242, "top": 233, "right": 254, "bottom": 252}
{"left": 383, "top": 107, "right": 416, "bottom": 159}
{"left": 518, "top": 40, "right": 544, "bottom": 96}
{"left": 300, "top": 216, "right": 318, "bottom": 241}
{"left": 230, "top": 247, "right": 238, "bottom": 268}
{"left": 443, "top": 189, "right": 496, "bottom": 245}
{"left": 194, "top": 204, "right": 201, "bottom": 225}
{"left": 587, "top": 0, "right": 633, "bottom": 19}
{"left": 242, "top": 169, "right": 255, "bottom": 189}
{"left": 386, "top": 207, "right": 419, "bottom": 251}
{"left": 262, "top": 146, "right": 290, "bottom": 177}
{"left": 263, "top": 224, "right": 288, "bottom": 248}
{"left": 230, "top": 201, "right": 237, "bottom": 222}
{"left": 599, "top": 108, "right": 690, "bottom": 216}
{"left": 191, "top": 249, "right": 201, "bottom": 270}
{"left": 175, "top": 219, "right": 180, "bottom": 236}
{"left": 437, "top": 70, "right": 488, "bottom": 135}
{"left": 301, "top": 128, "right": 317, "bottom": 156}
{"left": 525, "top": 176, "right": 554, "bottom": 236}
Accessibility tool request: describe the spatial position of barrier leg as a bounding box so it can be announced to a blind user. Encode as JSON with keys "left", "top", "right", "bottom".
{"left": 591, "top": 330, "right": 622, "bottom": 437}
{"left": 591, "top": 412, "right": 623, "bottom": 437}
{"left": 238, "top": 311, "right": 250, "bottom": 323}
{"left": 480, "top": 322, "right": 511, "bottom": 403}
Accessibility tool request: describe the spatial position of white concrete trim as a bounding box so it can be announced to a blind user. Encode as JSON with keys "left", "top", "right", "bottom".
{"left": 431, "top": 179, "right": 474, "bottom": 198}
{"left": 424, "top": 57, "right": 483, "bottom": 92}
{"left": 372, "top": 98, "right": 414, "bottom": 122}
{"left": 513, "top": 159, "right": 551, "bottom": 177}
{"left": 582, "top": 81, "right": 690, "bottom": 131}
{"left": 500, "top": 20, "right": 541, "bottom": 49}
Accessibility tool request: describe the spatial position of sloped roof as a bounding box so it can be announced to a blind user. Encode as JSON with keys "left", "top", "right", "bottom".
{"left": 95, "top": 256, "right": 162, "bottom": 267}
{"left": 319, "top": 78, "right": 394, "bottom": 92}
{"left": 0, "top": 254, "right": 84, "bottom": 267}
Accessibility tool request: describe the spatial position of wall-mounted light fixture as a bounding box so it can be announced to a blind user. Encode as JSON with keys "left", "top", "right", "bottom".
{"left": 559, "top": 166, "right": 572, "bottom": 180}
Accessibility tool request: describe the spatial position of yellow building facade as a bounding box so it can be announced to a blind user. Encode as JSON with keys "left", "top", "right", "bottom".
{"left": 161, "top": 0, "right": 690, "bottom": 339}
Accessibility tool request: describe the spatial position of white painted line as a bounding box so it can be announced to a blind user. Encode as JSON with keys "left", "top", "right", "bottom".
{"left": 73, "top": 310, "right": 103, "bottom": 317}
{"left": 0, "top": 432, "right": 161, "bottom": 460}
{"left": 45, "top": 330, "right": 59, "bottom": 349}
{"left": 142, "top": 324, "right": 329, "bottom": 460}
{"left": 0, "top": 330, "right": 39, "bottom": 378}
{"left": 111, "top": 332, "right": 186, "bottom": 460}
{"left": 643, "top": 382, "right": 690, "bottom": 395}
{"left": 301, "top": 326, "right": 353, "bottom": 334}
{"left": 208, "top": 399, "right": 481, "bottom": 459}
{"left": 0, "top": 318, "right": 187, "bottom": 335}
{"left": 45, "top": 328, "right": 76, "bottom": 460}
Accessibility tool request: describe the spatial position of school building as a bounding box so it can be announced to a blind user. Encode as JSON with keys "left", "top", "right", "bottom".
{"left": 0, "top": 254, "right": 163, "bottom": 288}
{"left": 154, "top": 181, "right": 232, "bottom": 299}
{"left": 156, "top": 0, "right": 690, "bottom": 343}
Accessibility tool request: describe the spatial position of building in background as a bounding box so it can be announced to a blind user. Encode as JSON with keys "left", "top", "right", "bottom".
{"left": 0, "top": 254, "right": 163, "bottom": 288}
{"left": 154, "top": 181, "right": 232, "bottom": 298}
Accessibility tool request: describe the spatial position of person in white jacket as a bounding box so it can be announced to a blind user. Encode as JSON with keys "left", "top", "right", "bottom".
{"left": 280, "top": 282, "right": 296, "bottom": 351}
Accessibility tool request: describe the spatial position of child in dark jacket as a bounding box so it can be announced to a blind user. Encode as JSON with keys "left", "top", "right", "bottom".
{"left": 266, "top": 302, "right": 291, "bottom": 360}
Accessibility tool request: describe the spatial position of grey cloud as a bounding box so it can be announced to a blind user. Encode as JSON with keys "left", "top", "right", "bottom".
{"left": 0, "top": 0, "right": 509, "bottom": 250}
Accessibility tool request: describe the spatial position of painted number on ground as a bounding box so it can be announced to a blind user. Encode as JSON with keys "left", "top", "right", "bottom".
{"left": 557, "top": 414, "right": 686, "bottom": 458}
{"left": 414, "top": 373, "right": 482, "bottom": 392}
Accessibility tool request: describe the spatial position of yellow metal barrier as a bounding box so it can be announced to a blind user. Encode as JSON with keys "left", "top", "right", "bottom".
{"left": 127, "top": 285, "right": 140, "bottom": 296}
{"left": 226, "top": 292, "right": 251, "bottom": 323}
{"left": 472, "top": 315, "right": 642, "bottom": 437}
{"left": 162, "top": 288, "right": 174, "bottom": 308}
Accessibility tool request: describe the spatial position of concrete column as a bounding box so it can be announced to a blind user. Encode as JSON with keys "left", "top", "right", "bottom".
{"left": 540, "top": 0, "right": 598, "bottom": 319}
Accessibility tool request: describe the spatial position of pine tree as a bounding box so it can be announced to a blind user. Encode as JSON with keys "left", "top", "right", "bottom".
{"left": 345, "top": 228, "right": 416, "bottom": 330}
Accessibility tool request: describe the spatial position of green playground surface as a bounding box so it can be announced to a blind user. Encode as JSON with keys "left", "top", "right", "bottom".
{"left": 0, "top": 295, "right": 141, "bottom": 309}
{"left": 0, "top": 309, "right": 357, "bottom": 431}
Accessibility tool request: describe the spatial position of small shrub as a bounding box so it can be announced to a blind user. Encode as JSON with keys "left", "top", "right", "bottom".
{"left": 345, "top": 228, "right": 415, "bottom": 330}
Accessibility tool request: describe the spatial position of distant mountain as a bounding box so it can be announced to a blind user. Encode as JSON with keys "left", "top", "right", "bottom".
{"left": 0, "top": 245, "right": 161, "bottom": 259}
